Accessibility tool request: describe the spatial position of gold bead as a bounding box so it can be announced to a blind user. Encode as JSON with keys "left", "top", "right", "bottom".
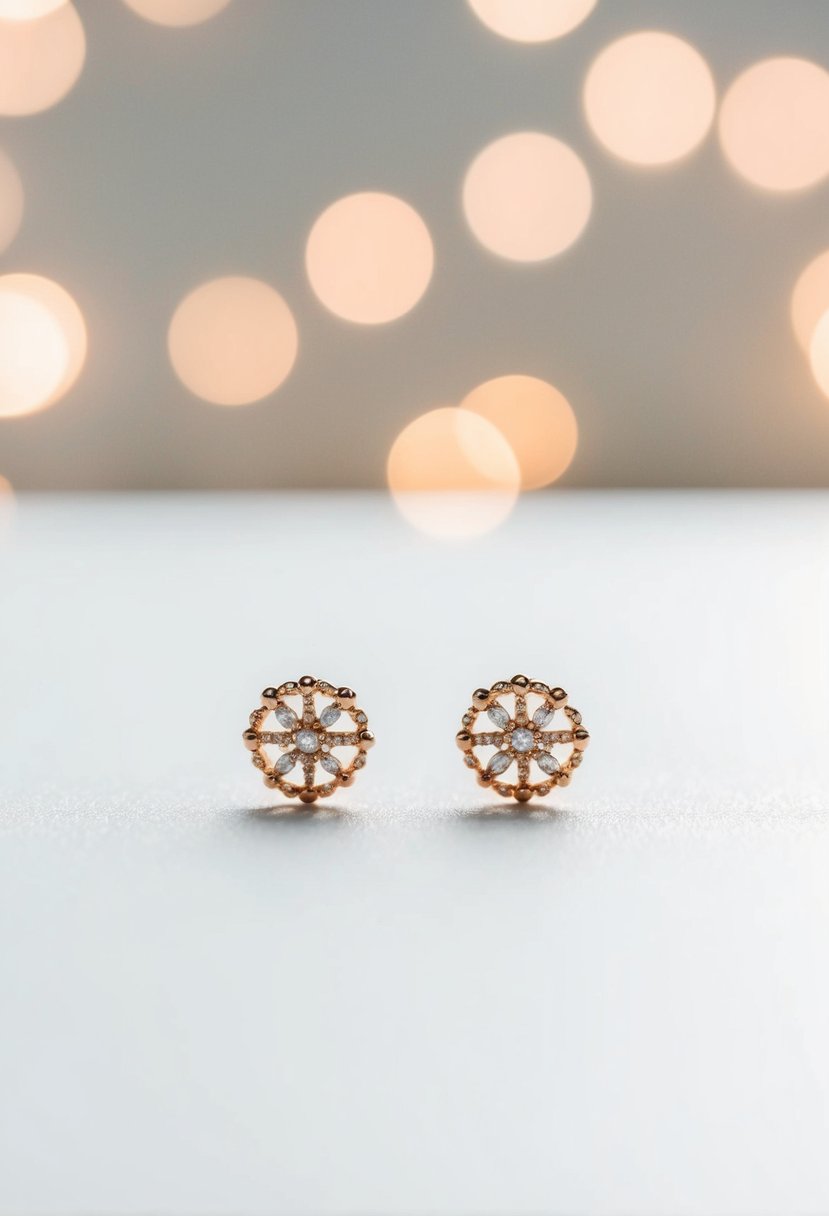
{"left": 242, "top": 729, "right": 259, "bottom": 751}
{"left": 263, "top": 773, "right": 278, "bottom": 788}
{"left": 299, "top": 675, "right": 316, "bottom": 688}
{"left": 551, "top": 687, "right": 567, "bottom": 705}
{"left": 472, "top": 687, "right": 490, "bottom": 707}
{"left": 261, "top": 687, "right": 279, "bottom": 708}
{"left": 574, "top": 729, "right": 590, "bottom": 750}
{"left": 337, "top": 686, "right": 356, "bottom": 708}
{"left": 514, "top": 787, "right": 532, "bottom": 802}
{"left": 358, "top": 729, "right": 376, "bottom": 749}
{"left": 456, "top": 731, "right": 473, "bottom": 751}
{"left": 299, "top": 789, "right": 318, "bottom": 804}
{"left": 340, "top": 772, "right": 354, "bottom": 786}
{"left": 511, "top": 674, "right": 529, "bottom": 689}
{"left": 477, "top": 772, "right": 493, "bottom": 787}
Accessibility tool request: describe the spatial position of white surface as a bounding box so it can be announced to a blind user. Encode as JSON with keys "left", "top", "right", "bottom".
{"left": 2, "top": 491, "right": 829, "bottom": 1216}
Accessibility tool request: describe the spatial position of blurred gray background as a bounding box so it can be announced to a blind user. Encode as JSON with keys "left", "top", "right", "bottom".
{"left": 2, "top": 0, "right": 829, "bottom": 489}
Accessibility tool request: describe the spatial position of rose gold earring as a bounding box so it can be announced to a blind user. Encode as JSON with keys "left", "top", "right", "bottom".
{"left": 243, "top": 676, "right": 375, "bottom": 804}
{"left": 456, "top": 674, "right": 589, "bottom": 803}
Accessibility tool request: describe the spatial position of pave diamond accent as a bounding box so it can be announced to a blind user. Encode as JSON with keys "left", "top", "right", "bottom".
{"left": 510, "top": 727, "right": 534, "bottom": 753}
{"left": 296, "top": 729, "right": 319, "bottom": 754}
{"left": 473, "top": 732, "right": 503, "bottom": 747}
{"left": 488, "top": 750, "right": 512, "bottom": 775}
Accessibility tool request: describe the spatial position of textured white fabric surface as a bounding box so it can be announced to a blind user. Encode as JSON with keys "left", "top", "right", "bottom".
{"left": 2, "top": 492, "right": 829, "bottom": 1215}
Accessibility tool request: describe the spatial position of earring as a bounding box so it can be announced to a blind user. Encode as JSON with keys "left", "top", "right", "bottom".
{"left": 243, "top": 676, "right": 375, "bottom": 804}
{"left": 456, "top": 675, "right": 589, "bottom": 803}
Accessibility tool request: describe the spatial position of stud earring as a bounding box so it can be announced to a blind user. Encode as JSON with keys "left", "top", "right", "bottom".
{"left": 456, "top": 674, "right": 589, "bottom": 803}
{"left": 243, "top": 676, "right": 375, "bottom": 804}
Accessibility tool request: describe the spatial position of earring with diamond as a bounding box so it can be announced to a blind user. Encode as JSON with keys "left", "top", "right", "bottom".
{"left": 243, "top": 676, "right": 375, "bottom": 804}
{"left": 456, "top": 674, "right": 589, "bottom": 803}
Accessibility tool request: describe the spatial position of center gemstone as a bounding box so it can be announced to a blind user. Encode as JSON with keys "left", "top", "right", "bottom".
{"left": 510, "top": 727, "right": 534, "bottom": 753}
{"left": 295, "top": 729, "right": 319, "bottom": 754}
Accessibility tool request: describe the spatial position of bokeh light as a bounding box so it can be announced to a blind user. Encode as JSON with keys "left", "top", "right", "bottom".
{"left": 467, "top": 0, "right": 597, "bottom": 43}
{"left": 719, "top": 58, "right": 829, "bottom": 192}
{"left": 460, "top": 374, "right": 578, "bottom": 489}
{"left": 306, "top": 192, "right": 434, "bottom": 324}
{"left": 0, "top": 292, "right": 67, "bottom": 418}
{"left": 0, "top": 273, "right": 86, "bottom": 417}
{"left": 462, "top": 132, "right": 592, "bottom": 262}
{"left": 0, "top": 148, "right": 24, "bottom": 254}
{"left": 387, "top": 407, "right": 520, "bottom": 539}
{"left": 0, "top": 0, "right": 66, "bottom": 19}
{"left": 808, "top": 310, "right": 829, "bottom": 399}
{"left": 584, "top": 31, "right": 715, "bottom": 166}
{"left": 0, "top": 474, "right": 14, "bottom": 540}
{"left": 791, "top": 250, "right": 829, "bottom": 352}
{"left": 168, "top": 276, "right": 298, "bottom": 406}
{"left": 121, "top": 0, "right": 232, "bottom": 27}
{"left": 0, "top": 2, "right": 85, "bottom": 116}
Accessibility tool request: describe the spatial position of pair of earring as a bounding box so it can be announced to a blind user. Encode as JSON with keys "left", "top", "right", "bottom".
{"left": 243, "top": 674, "right": 589, "bottom": 805}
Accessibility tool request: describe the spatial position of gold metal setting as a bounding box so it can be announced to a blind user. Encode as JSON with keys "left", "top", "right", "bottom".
{"left": 457, "top": 674, "right": 589, "bottom": 803}
{"left": 243, "top": 676, "right": 374, "bottom": 803}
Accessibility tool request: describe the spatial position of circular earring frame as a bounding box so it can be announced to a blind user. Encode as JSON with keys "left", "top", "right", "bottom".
{"left": 456, "top": 674, "right": 589, "bottom": 803}
{"left": 243, "top": 675, "right": 375, "bottom": 803}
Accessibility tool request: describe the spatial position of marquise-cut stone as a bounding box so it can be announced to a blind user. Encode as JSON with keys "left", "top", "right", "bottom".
{"left": 274, "top": 704, "right": 297, "bottom": 729}
{"left": 537, "top": 752, "right": 560, "bottom": 775}
{"left": 510, "top": 727, "right": 534, "bottom": 753}
{"left": 532, "top": 706, "right": 554, "bottom": 727}
{"left": 296, "top": 729, "right": 319, "bottom": 754}
{"left": 487, "top": 704, "right": 510, "bottom": 730}
{"left": 487, "top": 750, "right": 512, "bottom": 775}
{"left": 275, "top": 753, "right": 296, "bottom": 774}
{"left": 320, "top": 754, "right": 340, "bottom": 775}
{"left": 320, "top": 705, "right": 341, "bottom": 727}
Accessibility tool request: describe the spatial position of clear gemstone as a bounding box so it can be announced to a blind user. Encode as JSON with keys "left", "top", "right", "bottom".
{"left": 274, "top": 704, "right": 297, "bottom": 729}
{"left": 532, "top": 706, "right": 554, "bottom": 727}
{"left": 487, "top": 704, "right": 510, "bottom": 729}
{"left": 275, "top": 753, "right": 296, "bottom": 774}
{"left": 320, "top": 705, "right": 341, "bottom": 727}
{"left": 320, "top": 754, "right": 340, "bottom": 775}
{"left": 488, "top": 750, "right": 512, "bottom": 775}
{"left": 537, "top": 752, "right": 560, "bottom": 775}
{"left": 511, "top": 727, "right": 534, "bottom": 753}
{"left": 295, "top": 729, "right": 319, "bottom": 754}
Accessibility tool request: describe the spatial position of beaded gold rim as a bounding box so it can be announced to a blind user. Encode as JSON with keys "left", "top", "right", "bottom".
{"left": 456, "top": 674, "right": 589, "bottom": 803}
{"left": 243, "top": 675, "right": 374, "bottom": 803}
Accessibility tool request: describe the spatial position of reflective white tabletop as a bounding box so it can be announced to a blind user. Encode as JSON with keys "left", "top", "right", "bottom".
{"left": 2, "top": 492, "right": 828, "bottom": 1215}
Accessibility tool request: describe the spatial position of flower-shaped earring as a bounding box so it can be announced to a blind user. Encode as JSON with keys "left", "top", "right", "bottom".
{"left": 456, "top": 674, "right": 589, "bottom": 803}
{"left": 243, "top": 676, "right": 375, "bottom": 803}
